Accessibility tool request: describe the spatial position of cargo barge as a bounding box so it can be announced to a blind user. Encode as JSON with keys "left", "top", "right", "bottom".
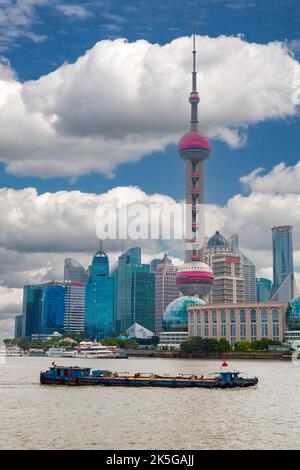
{"left": 40, "top": 365, "right": 258, "bottom": 388}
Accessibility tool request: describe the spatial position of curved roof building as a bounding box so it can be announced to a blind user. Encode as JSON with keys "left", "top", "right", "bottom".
{"left": 286, "top": 295, "right": 300, "bottom": 330}
{"left": 163, "top": 296, "right": 206, "bottom": 332}
{"left": 64, "top": 258, "right": 88, "bottom": 284}
{"left": 207, "top": 231, "right": 228, "bottom": 249}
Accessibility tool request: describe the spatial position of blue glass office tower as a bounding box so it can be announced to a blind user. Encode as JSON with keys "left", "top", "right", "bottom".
{"left": 256, "top": 277, "right": 272, "bottom": 302}
{"left": 85, "top": 246, "right": 114, "bottom": 340}
{"left": 271, "top": 226, "right": 294, "bottom": 301}
{"left": 42, "top": 284, "right": 66, "bottom": 334}
{"left": 22, "top": 284, "right": 47, "bottom": 338}
{"left": 115, "top": 247, "right": 155, "bottom": 333}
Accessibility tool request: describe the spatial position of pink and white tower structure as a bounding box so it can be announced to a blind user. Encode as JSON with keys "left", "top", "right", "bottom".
{"left": 176, "top": 35, "right": 214, "bottom": 298}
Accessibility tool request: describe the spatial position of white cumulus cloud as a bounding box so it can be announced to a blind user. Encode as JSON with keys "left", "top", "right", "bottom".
{"left": 240, "top": 162, "right": 300, "bottom": 194}
{"left": 0, "top": 35, "right": 298, "bottom": 178}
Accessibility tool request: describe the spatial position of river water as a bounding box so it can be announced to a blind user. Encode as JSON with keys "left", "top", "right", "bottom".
{"left": 0, "top": 356, "right": 299, "bottom": 449}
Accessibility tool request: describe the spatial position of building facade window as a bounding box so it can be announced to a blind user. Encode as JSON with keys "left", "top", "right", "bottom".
{"left": 250, "top": 309, "right": 257, "bottom": 341}
{"left": 221, "top": 309, "right": 226, "bottom": 337}
{"left": 240, "top": 309, "right": 246, "bottom": 323}
{"left": 272, "top": 308, "right": 280, "bottom": 340}
{"left": 212, "top": 310, "right": 217, "bottom": 337}
{"left": 261, "top": 308, "right": 268, "bottom": 338}
{"left": 230, "top": 324, "right": 236, "bottom": 346}
{"left": 230, "top": 309, "right": 236, "bottom": 323}
{"left": 239, "top": 309, "right": 246, "bottom": 340}
{"left": 204, "top": 311, "right": 209, "bottom": 337}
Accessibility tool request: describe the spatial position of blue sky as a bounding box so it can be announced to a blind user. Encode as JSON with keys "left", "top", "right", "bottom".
{"left": 0, "top": 0, "right": 299, "bottom": 205}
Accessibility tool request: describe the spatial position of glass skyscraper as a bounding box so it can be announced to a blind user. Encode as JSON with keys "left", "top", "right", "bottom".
{"left": 116, "top": 247, "right": 155, "bottom": 333}
{"left": 256, "top": 277, "right": 272, "bottom": 302}
{"left": 85, "top": 246, "right": 114, "bottom": 340}
{"left": 42, "top": 284, "right": 66, "bottom": 334}
{"left": 271, "top": 225, "right": 294, "bottom": 301}
{"left": 64, "top": 258, "right": 88, "bottom": 284}
{"left": 22, "top": 283, "right": 47, "bottom": 339}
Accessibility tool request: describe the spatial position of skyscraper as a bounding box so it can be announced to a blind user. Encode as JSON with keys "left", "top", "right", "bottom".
{"left": 271, "top": 225, "right": 294, "bottom": 302}
{"left": 64, "top": 258, "right": 88, "bottom": 284}
{"left": 256, "top": 277, "right": 272, "bottom": 302}
{"left": 84, "top": 245, "right": 115, "bottom": 340}
{"left": 211, "top": 253, "right": 245, "bottom": 304}
{"left": 154, "top": 254, "right": 179, "bottom": 334}
{"left": 22, "top": 283, "right": 47, "bottom": 339}
{"left": 14, "top": 315, "right": 23, "bottom": 338}
{"left": 42, "top": 284, "right": 66, "bottom": 334}
{"left": 228, "top": 234, "right": 256, "bottom": 302}
{"left": 116, "top": 247, "right": 155, "bottom": 333}
{"left": 63, "top": 282, "right": 85, "bottom": 333}
{"left": 176, "top": 34, "right": 213, "bottom": 298}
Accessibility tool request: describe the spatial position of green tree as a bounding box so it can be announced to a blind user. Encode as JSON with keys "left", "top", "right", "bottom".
{"left": 235, "top": 340, "right": 252, "bottom": 351}
{"left": 217, "top": 338, "right": 231, "bottom": 352}
{"left": 251, "top": 338, "right": 282, "bottom": 350}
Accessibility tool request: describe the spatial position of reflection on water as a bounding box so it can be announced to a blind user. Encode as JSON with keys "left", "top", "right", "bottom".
{"left": 0, "top": 356, "right": 299, "bottom": 450}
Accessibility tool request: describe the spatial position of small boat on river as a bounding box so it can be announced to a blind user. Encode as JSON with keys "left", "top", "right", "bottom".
{"left": 40, "top": 365, "right": 258, "bottom": 388}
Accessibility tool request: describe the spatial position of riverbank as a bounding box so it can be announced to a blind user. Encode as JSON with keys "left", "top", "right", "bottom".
{"left": 126, "top": 349, "right": 293, "bottom": 360}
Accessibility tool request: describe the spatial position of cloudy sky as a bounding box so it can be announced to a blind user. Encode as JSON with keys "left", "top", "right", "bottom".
{"left": 0, "top": 0, "right": 299, "bottom": 339}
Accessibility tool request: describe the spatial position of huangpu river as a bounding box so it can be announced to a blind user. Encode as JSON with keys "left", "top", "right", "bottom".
{"left": 0, "top": 356, "right": 300, "bottom": 450}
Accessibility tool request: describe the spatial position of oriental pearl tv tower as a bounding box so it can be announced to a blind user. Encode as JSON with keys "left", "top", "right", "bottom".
{"left": 176, "top": 35, "right": 214, "bottom": 298}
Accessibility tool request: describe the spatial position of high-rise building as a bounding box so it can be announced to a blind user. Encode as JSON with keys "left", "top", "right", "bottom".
{"left": 154, "top": 254, "right": 179, "bottom": 334}
{"left": 42, "top": 284, "right": 66, "bottom": 334}
{"left": 14, "top": 315, "right": 23, "bottom": 338}
{"left": 85, "top": 245, "right": 115, "bottom": 340}
{"left": 256, "top": 277, "right": 272, "bottom": 302}
{"left": 22, "top": 283, "right": 47, "bottom": 339}
{"left": 228, "top": 234, "right": 256, "bottom": 302}
{"left": 116, "top": 247, "right": 155, "bottom": 333}
{"left": 150, "top": 258, "right": 161, "bottom": 273}
{"left": 63, "top": 282, "right": 85, "bottom": 333}
{"left": 206, "top": 231, "right": 230, "bottom": 266}
{"left": 22, "top": 281, "right": 86, "bottom": 338}
{"left": 64, "top": 258, "right": 88, "bottom": 284}
{"left": 211, "top": 254, "right": 245, "bottom": 304}
{"left": 271, "top": 225, "right": 294, "bottom": 302}
{"left": 205, "top": 231, "right": 245, "bottom": 303}
{"left": 176, "top": 34, "right": 213, "bottom": 298}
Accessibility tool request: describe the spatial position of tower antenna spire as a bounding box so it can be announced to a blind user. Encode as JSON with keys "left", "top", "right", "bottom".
{"left": 190, "top": 31, "right": 199, "bottom": 131}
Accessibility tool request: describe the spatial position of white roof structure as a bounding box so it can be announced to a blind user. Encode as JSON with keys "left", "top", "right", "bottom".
{"left": 126, "top": 323, "right": 155, "bottom": 339}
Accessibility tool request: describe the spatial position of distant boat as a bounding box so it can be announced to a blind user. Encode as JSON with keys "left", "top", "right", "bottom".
{"left": 0, "top": 346, "right": 23, "bottom": 357}
{"left": 46, "top": 347, "right": 75, "bottom": 358}
{"left": 74, "top": 341, "right": 116, "bottom": 359}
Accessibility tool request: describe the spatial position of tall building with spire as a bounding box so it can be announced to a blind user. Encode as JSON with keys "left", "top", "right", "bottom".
{"left": 84, "top": 242, "right": 115, "bottom": 339}
{"left": 176, "top": 34, "right": 213, "bottom": 298}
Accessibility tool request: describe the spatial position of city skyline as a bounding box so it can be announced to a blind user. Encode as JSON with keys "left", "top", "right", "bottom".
{"left": 0, "top": 0, "right": 300, "bottom": 339}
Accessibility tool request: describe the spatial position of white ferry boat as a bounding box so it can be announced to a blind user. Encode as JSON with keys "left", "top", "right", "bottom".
{"left": 74, "top": 341, "right": 117, "bottom": 359}
{"left": 46, "top": 347, "right": 75, "bottom": 358}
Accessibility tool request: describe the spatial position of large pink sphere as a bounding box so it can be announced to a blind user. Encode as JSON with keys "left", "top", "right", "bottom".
{"left": 176, "top": 261, "right": 213, "bottom": 297}
{"left": 179, "top": 130, "right": 211, "bottom": 153}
